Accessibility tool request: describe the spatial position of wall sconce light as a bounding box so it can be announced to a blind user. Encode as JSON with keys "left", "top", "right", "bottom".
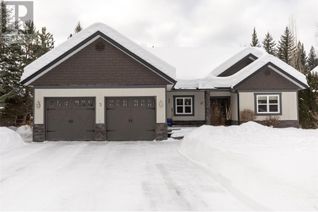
{"left": 99, "top": 102, "right": 102, "bottom": 107}
{"left": 36, "top": 101, "right": 41, "bottom": 109}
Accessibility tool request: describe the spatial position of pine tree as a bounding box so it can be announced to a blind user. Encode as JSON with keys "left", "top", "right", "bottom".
{"left": 277, "top": 27, "right": 296, "bottom": 65}
{"left": 75, "top": 22, "right": 82, "bottom": 33}
{"left": 250, "top": 27, "right": 260, "bottom": 47}
{"left": 262, "top": 32, "right": 276, "bottom": 55}
{"left": 294, "top": 42, "right": 307, "bottom": 73}
{"left": 307, "top": 46, "right": 318, "bottom": 70}
{"left": 0, "top": 17, "right": 54, "bottom": 125}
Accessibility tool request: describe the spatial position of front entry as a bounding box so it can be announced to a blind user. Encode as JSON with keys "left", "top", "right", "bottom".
{"left": 105, "top": 97, "right": 156, "bottom": 141}
{"left": 210, "top": 97, "right": 230, "bottom": 126}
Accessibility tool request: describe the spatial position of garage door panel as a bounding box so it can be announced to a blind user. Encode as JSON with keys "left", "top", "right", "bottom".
{"left": 45, "top": 97, "right": 95, "bottom": 141}
{"left": 106, "top": 97, "right": 156, "bottom": 141}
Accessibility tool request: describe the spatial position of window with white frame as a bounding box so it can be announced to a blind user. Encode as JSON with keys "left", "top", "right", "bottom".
{"left": 174, "top": 96, "right": 193, "bottom": 115}
{"left": 256, "top": 94, "right": 280, "bottom": 114}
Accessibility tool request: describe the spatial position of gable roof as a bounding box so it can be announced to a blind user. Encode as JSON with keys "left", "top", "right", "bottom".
{"left": 208, "top": 47, "right": 266, "bottom": 77}
{"left": 175, "top": 49, "right": 309, "bottom": 90}
{"left": 21, "top": 23, "right": 176, "bottom": 85}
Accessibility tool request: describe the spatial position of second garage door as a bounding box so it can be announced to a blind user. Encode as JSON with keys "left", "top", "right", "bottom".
{"left": 105, "top": 97, "right": 156, "bottom": 141}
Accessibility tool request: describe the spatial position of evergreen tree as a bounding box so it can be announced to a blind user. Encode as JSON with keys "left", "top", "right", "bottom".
{"left": 250, "top": 27, "right": 260, "bottom": 47}
{"left": 75, "top": 22, "right": 82, "bottom": 33}
{"left": 277, "top": 27, "right": 296, "bottom": 65}
{"left": 299, "top": 72, "right": 318, "bottom": 128}
{"left": 262, "top": 32, "right": 276, "bottom": 55}
{"left": 0, "top": 16, "right": 54, "bottom": 125}
{"left": 294, "top": 42, "right": 307, "bottom": 73}
{"left": 307, "top": 46, "right": 318, "bottom": 70}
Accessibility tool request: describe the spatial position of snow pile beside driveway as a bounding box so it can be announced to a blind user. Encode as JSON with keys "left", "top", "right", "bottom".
{"left": 0, "top": 127, "right": 26, "bottom": 152}
{"left": 179, "top": 122, "right": 318, "bottom": 210}
{"left": 16, "top": 125, "right": 33, "bottom": 142}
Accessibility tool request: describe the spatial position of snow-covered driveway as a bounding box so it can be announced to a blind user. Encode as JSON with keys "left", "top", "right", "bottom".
{"left": 1, "top": 140, "right": 248, "bottom": 210}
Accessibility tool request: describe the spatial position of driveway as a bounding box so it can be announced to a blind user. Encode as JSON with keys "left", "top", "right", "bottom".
{"left": 0, "top": 141, "right": 248, "bottom": 210}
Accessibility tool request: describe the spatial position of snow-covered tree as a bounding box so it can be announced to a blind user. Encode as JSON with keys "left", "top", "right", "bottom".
{"left": 277, "top": 27, "right": 296, "bottom": 65}
{"left": 262, "top": 32, "right": 276, "bottom": 55}
{"left": 307, "top": 46, "right": 318, "bottom": 71}
{"left": 250, "top": 27, "right": 260, "bottom": 47}
{"left": 294, "top": 42, "right": 307, "bottom": 74}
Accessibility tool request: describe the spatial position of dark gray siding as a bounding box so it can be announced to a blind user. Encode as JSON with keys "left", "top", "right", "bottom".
{"left": 218, "top": 54, "right": 256, "bottom": 76}
{"left": 32, "top": 38, "right": 170, "bottom": 86}
{"left": 234, "top": 65, "right": 300, "bottom": 90}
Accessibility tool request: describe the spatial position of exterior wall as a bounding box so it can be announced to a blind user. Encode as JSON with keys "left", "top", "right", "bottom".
{"left": 167, "top": 90, "right": 205, "bottom": 122}
{"left": 235, "top": 64, "right": 301, "bottom": 90}
{"left": 210, "top": 91, "right": 231, "bottom": 97}
{"left": 230, "top": 92, "right": 238, "bottom": 122}
{"left": 31, "top": 37, "right": 171, "bottom": 86}
{"left": 239, "top": 91, "right": 298, "bottom": 121}
{"left": 34, "top": 88, "right": 166, "bottom": 125}
{"left": 218, "top": 54, "right": 256, "bottom": 76}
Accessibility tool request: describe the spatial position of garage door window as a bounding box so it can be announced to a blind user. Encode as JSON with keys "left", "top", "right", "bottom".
{"left": 174, "top": 96, "right": 194, "bottom": 115}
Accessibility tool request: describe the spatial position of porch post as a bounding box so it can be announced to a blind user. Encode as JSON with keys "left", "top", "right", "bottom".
{"left": 205, "top": 90, "right": 211, "bottom": 125}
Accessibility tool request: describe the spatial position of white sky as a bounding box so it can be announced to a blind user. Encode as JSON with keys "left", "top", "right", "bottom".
{"left": 31, "top": 0, "right": 318, "bottom": 79}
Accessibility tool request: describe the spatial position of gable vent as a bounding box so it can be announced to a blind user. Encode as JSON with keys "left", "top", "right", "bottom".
{"left": 95, "top": 41, "right": 105, "bottom": 51}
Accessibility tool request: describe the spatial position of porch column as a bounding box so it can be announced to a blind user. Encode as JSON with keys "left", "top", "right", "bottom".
{"left": 205, "top": 90, "right": 211, "bottom": 125}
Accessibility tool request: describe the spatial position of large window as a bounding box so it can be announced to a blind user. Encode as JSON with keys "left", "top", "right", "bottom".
{"left": 255, "top": 94, "right": 280, "bottom": 114}
{"left": 174, "top": 96, "right": 194, "bottom": 115}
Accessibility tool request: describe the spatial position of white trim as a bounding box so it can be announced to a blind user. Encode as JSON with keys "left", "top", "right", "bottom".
{"left": 256, "top": 94, "right": 280, "bottom": 114}
{"left": 25, "top": 35, "right": 175, "bottom": 85}
{"left": 174, "top": 96, "right": 193, "bottom": 115}
{"left": 24, "top": 36, "right": 100, "bottom": 86}
{"left": 267, "top": 65, "right": 306, "bottom": 89}
{"left": 21, "top": 23, "right": 176, "bottom": 83}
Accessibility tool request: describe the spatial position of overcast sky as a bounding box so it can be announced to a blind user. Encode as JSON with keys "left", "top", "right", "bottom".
{"left": 31, "top": 0, "right": 318, "bottom": 79}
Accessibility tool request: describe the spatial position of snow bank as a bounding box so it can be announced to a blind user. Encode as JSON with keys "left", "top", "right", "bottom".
{"left": 16, "top": 125, "right": 33, "bottom": 142}
{"left": 0, "top": 127, "right": 26, "bottom": 152}
{"left": 180, "top": 122, "right": 318, "bottom": 210}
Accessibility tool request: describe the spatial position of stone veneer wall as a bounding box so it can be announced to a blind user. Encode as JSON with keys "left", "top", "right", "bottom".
{"left": 94, "top": 124, "right": 106, "bottom": 141}
{"left": 33, "top": 124, "right": 45, "bottom": 142}
{"left": 205, "top": 91, "right": 211, "bottom": 125}
{"left": 155, "top": 123, "right": 167, "bottom": 140}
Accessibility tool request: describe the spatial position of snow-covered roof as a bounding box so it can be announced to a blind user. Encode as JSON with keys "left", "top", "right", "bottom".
{"left": 208, "top": 47, "right": 266, "bottom": 77}
{"left": 21, "top": 23, "right": 176, "bottom": 84}
{"left": 175, "top": 49, "right": 308, "bottom": 90}
{"left": 311, "top": 66, "right": 318, "bottom": 75}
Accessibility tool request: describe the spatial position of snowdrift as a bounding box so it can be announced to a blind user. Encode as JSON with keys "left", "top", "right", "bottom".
{"left": 0, "top": 127, "right": 26, "bottom": 152}
{"left": 180, "top": 122, "right": 318, "bottom": 210}
{"left": 16, "top": 125, "right": 33, "bottom": 142}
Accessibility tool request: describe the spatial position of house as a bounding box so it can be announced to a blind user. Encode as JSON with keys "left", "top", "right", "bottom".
{"left": 20, "top": 23, "right": 308, "bottom": 142}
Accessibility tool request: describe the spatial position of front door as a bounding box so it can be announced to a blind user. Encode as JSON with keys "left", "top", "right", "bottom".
{"left": 210, "top": 97, "right": 230, "bottom": 126}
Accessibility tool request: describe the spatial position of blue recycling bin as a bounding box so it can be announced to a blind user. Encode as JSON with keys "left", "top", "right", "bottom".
{"left": 167, "top": 118, "right": 173, "bottom": 127}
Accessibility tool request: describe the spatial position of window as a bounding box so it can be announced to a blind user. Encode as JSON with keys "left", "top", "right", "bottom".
{"left": 256, "top": 94, "right": 280, "bottom": 114}
{"left": 174, "top": 96, "right": 193, "bottom": 115}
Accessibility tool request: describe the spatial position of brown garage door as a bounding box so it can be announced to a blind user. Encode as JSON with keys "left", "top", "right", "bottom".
{"left": 45, "top": 97, "right": 95, "bottom": 141}
{"left": 105, "top": 97, "right": 156, "bottom": 141}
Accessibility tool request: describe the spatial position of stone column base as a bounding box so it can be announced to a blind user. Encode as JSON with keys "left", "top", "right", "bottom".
{"left": 155, "top": 123, "right": 168, "bottom": 140}
{"left": 33, "top": 124, "right": 45, "bottom": 142}
{"left": 95, "top": 124, "right": 106, "bottom": 141}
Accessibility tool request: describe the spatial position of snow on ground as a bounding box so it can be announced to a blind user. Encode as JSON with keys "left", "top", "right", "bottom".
{"left": 16, "top": 125, "right": 33, "bottom": 142}
{"left": 169, "top": 126, "right": 197, "bottom": 139}
{"left": 0, "top": 140, "right": 250, "bottom": 210}
{"left": 180, "top": 122, "right": 318, "bottom": 210}
{"left": 0, "top": 127, "right": 26, "bottom": 153}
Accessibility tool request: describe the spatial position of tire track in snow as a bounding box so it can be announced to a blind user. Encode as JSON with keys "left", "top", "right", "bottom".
{"left": 178, "top": 149, "right": 270, "bottom": 211}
